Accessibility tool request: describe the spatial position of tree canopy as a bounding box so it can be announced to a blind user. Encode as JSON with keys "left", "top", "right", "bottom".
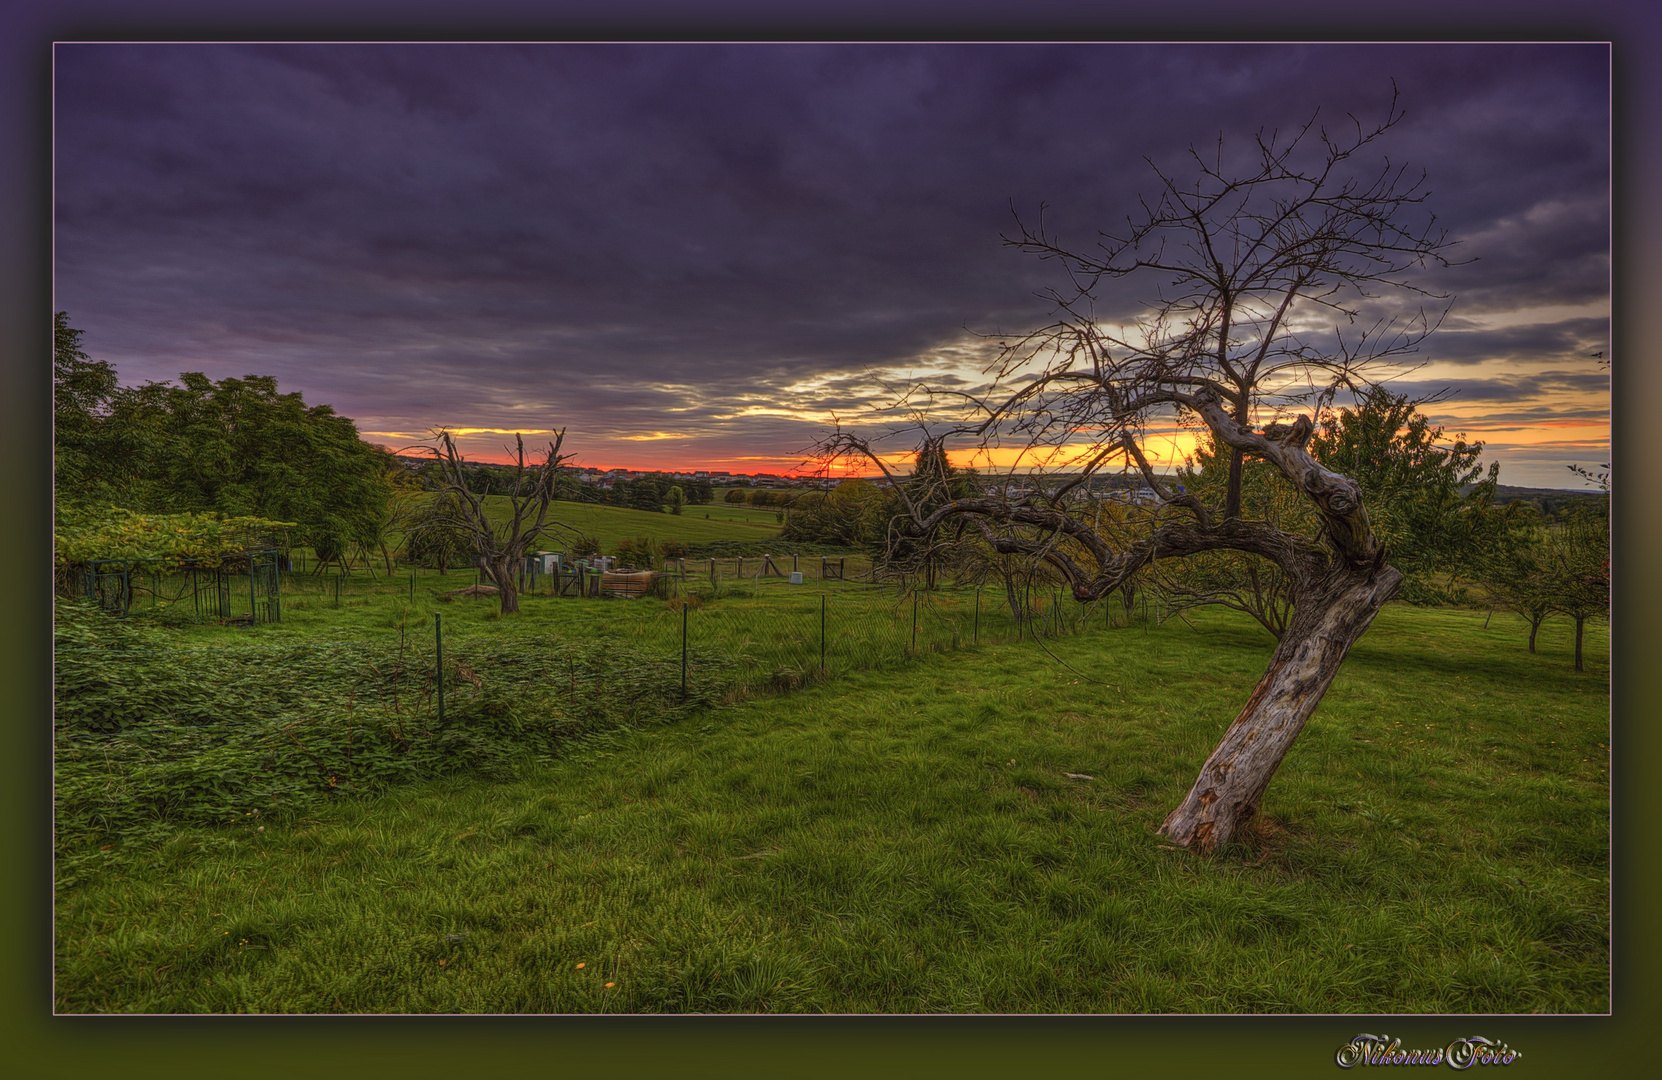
{"left": 1307, "top": 387, "right": 1506, "bottom": 599}
{"left": 54, "top": 506, "right": 294, "bottom": 567}
{"left": 1173, "top": 386, "right": 1510, "bottom": 622}
{"left": 53, "top": 313, "right": 397, "bottom": 560}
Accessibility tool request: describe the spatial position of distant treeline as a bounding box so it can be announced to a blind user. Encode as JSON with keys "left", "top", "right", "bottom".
{"left": 1482, "top": 485, "right": 1608, "bottom": 522}
{"left": 402, "top": 458, "right": 715, "bottom": 513}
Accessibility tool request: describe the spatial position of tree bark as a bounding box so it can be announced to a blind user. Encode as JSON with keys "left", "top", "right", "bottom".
{"left": 1157, "top": 561, "right": 1403, "bottom": 852}
{"left": 1225, "top": 447, "right": 1244, "bottom": 521}
{"left": 481, "top": 555, "right": 521, "bottom": 615}
{"left": 1528, "top": 612, "right": 1543, "bottom": 654}
{"left": 1574, "top": 615, "right": 1584, "bottom": 672}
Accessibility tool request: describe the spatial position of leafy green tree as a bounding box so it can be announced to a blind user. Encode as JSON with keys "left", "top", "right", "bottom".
{"left": 884, "top": 437, "right": 980, "bottom": 589}
{"left": 666, "top": 485, "right": 686, "bottom": 515}
{"left": 54, "top": 313, "right": 118, "bottom": 428}
{"left": 402, "top": 491, "right": 472, "bottom": 575}
{"left": 101, "top": 373, "right": 395, "bottom": 562}
{"left": 1169, "top": 388, "right": 1508, "bottom": 637}
{"left": 723, "top": 488, "right": 747, "bottom": 504}
{"left": 53, "top": 316, "right": 396, "bottom": 566}
{"left": 688, "top": 478, "right": 715, "bottom": 505}
{"left": 1480, "top": 516, "right": 1555, "bottom": 653}
{"left": 53, "top": 313, "right": 121, "bottom": 498}
{"left": 781, "top": 479, "right": 891, "bottom": 547}
{"left": 551, "top": 468, "right": 585, "bottom": 502}
{"left": 627, "top": 476, "right": 665, "bottom": 513}
{"left": 1542, "top": 505, "right": 1609, "bottom": 672}
{"left": 1165, "top": 443, "right": 1313, "bottom": 638}
{"left": 1308, "top": 387, "right": 1505, "bottom": 602}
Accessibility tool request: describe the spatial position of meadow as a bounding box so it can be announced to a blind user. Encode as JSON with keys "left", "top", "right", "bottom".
{"left": 506, "top": 495, "right": 786, "bottom": 550}
{"left": 53, "top": 562, "right": 1609, "bottom": 1014}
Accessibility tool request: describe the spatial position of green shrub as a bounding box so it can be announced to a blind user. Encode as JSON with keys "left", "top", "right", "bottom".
{"left": 613, "top": 536, "right": 657, "bottom": 570}
{"left": 52, "top": 599, "right": 733, "bottom": 860}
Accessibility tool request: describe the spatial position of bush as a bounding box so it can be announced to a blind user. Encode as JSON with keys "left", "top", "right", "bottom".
{"left": 613, "top": 536, "right": 657, "bottom": 570}
{"left": 52, "top": 599, "right": 734, "bottom": 865}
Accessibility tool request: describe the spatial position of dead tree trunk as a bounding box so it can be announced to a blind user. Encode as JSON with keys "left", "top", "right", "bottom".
{"left": 1156, "top": 561, "right": 1402, "bottom": 851}
{"left": 826, "top": 90, "right": 1459, "bottom": 855}
{"left": 480, "top": 554, "right": 520, "bottom": 615}
{"left": 415, "top": 429, "right": 574, "bottom": 617}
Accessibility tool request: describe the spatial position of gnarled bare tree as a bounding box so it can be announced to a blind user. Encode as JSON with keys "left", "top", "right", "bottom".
{"left": 826, "top": 90, "right": 1457, "bottom": 852}
{"left": 413, "top": 429, "right": 579, "bottom": 615}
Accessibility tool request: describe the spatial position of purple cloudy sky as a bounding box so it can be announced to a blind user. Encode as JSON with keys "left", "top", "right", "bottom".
{"left": 52, "top": 42, "right": 1609, "bottom": 484}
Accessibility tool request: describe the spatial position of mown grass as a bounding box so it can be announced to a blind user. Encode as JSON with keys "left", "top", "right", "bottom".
{"left": 54, "top": 603, "right": 1608, "bottom": 1014}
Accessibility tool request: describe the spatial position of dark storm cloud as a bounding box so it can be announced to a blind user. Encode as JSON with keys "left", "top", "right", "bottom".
{"left": 52, "top": 42, "right": 1608, "bottom": 468}
{"left": 1422, "top": 318, "right": 1610, "bottom": 366}
{"left": 1380, "top": 371, "right": 1610, "bottom": 408}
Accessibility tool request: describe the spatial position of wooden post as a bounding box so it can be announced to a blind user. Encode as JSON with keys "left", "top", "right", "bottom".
{"left": 435, "top": 613, "right": 445, "bottom": 730}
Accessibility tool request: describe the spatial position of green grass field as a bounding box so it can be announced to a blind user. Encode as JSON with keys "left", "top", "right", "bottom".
{"left": 507, "top": 497, "right": 784, "bottom": 550}
{"left": 287, "top": 495, "right": 782, "bottom": 571}
{"left": 53, "top": 596, "right": 1608, "bottom": 1014}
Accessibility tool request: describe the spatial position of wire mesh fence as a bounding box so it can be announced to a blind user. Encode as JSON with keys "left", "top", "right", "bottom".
{"left": 54, "top": 570, "right": 1162, "bottom": 846}
{"left": 57, "top": 567, "right": 1152, "bottom": 712}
